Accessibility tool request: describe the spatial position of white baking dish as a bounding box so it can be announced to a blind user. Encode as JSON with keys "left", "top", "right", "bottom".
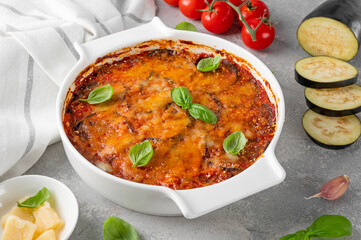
{"left": 56, "top": 17, "right": 285, "bottom": 219}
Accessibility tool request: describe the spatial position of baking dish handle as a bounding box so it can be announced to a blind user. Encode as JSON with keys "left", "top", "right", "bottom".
{"left": 73, "top": 17, "right": 172, "bottom": 62}
{"left": 165, "top": 149, "right": 285, "bottom": 219}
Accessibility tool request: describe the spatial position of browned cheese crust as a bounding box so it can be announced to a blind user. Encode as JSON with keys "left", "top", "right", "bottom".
{"left": 63, "top": 45, "right": 276, "bottom": 190}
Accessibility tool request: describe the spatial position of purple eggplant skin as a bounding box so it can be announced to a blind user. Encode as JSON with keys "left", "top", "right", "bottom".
{"left": 301, "top": 110, "right": 359, "bottom": 149}
{"left": 305, "top": 99, "right": 361, "bottom": 117}
{"left": 304, "top": 131, "right": 355, "bottom": 150}
{"left": 295, "top": 69, "right": 357, "bottom": 88}
{"left": 302, "top": 0, "right": 361, "bottom": 46}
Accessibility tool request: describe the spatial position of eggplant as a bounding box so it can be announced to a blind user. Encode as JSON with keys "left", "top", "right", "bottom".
{"left": 143, "top": 137, "right": 162, "bottom": 143}
{"left": 295, "top": 56, "right": 358, "bottom": 88}
{"left": 297, "top": 0, "right": 361, "bottom": 61}
{"left": 147, "top": 49, "right": 174, "bottom": 56}
{"left": 73, "top": 120, "right": 84, "bottom": 131}
{"left": 305, "top": 84, "right": 361, "bottom": 116}
{"left": 302, "top": 109, "right": 361, "bottom": 149}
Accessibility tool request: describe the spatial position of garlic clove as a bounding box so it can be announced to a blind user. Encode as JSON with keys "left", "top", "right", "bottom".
{"left": 305, "top": 175, "right": 350, "bottom": 200}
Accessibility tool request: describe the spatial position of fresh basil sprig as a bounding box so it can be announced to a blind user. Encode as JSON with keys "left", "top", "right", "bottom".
{"left": 280, "top": 215, "right": 352, "bottom": 240}
{"left": 17, "top": 187, "right": 50, "bottom": 208}
{"left": 129, "top": 140, "right": 153, "bottom": 167}
{"left": 171, "top": 87, "right": 192, "bottom": 110}
{"left": 188, "top": 103, "right": 218, "bottom": 124}
{"left": 79, "top": 84, "right": 113, "bottom": 104}
{"left": 103, "top": 216, "right": 140, "bottom": 240}
{"left": 171, "top": 87, "right": 218, "bottom": 124}
{"left": 223, "top": 131, "right": 248, "bottom": 155}
{"left": 197, "top": 54, "right": 221, "bottom": 72}
{"left": 175, "top": 21, "right": 198, "bottom": 32}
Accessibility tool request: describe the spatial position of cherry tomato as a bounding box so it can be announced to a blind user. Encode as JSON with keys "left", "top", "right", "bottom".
{"left": 237, "top": 0, "right": 269, "bottom": 27}
{"left": 163, "top": 0, "right": 179, "bottom": 7}
{"left": 228, "top": 0, "right": 246, "bottom": 6}
{"left": 241, "top": 18, "right": 275, "bottom": 50}
{"left": 201, "top": 1, "right": 234, "bottom": 34}
{"left": 228, "top": 0, "right": 246, "bottom": 18}
{"left": 179, "top": 0, "right": 210, "bottom": 20}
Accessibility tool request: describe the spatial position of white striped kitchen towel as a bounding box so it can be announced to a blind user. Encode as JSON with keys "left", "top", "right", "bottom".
{"left": 0, "top": 0, "right": 156, "bottom": 180}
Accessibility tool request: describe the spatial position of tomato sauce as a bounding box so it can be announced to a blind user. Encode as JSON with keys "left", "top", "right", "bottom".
{"left": 63, "top": 43, "right": 276, "bottom": 190}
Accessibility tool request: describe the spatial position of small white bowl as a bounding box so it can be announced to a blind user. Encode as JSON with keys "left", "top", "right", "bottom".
{"left": 0, "top": 175, "right": 78, "bottom": 240}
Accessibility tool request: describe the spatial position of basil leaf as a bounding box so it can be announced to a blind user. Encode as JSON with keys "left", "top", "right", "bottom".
{"left": 129, "top": 140, "right": 153, "bottom": 167}
{"left": 175, "top": 22, "right": 198, "bottom": 32}
{"left": 80, "top": 84, "right": 113, "bottom": 104}
{"left": 171, "top": 87, "right": 192, "bottom": 110}
{"left": 307, "top": 215, "right": 352, "bottom": 238}
{"left": 279, "top": 215, "right": 352, "bottom": 240}
{"left": 17, "top": 187, "right": 50, "bottom": 208}
{"left": 103, "top": 216, "right": 140, "bottom": 240}
{"left": 197, "top": 54, "right": 221, "bottom": 72}
{"left": 279, "top": 230, "right": 309, "bottom": 240}
{"left": 223, "top": 131, "right": 248, "bottom": 155}
{"left": 188, "top": 103, "right": 218, "bottom": 124}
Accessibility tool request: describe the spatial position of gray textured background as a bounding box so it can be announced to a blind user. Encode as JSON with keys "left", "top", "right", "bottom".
{"left": 26, "top": 0, "right": 361, "bottom": 239}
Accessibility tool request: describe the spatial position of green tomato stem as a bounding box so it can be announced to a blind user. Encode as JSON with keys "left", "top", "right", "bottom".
{"left": 202, "top": 0, "right": 218, "bottom": 16}
{"left": 209, "top": 0, "right": 217, "bottom": 8}
{"left": 224, "top": 0, "right": 266, "bottom": 41}
{"left": 246, "top": 1, "right": 257, "bottom": 10}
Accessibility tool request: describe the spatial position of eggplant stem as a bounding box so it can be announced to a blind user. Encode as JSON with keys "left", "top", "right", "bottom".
{"left": 304, "top": 192, "right": 323, "bottom": 200}
{"left": 224, "top": 0, "right": 265, "bottom": 41}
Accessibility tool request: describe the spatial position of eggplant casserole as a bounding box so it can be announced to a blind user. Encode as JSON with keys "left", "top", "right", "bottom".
{"left": 63, "top": 40, "right": 277, "bottom": 190}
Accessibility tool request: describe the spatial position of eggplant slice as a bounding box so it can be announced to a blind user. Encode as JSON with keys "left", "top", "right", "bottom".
{"left": 302, "top": 109, "right": 361, "bottom": 149}
{"left": 295, "top": 56, "right": 358, "bottom": 88}
{"left": 305, "top": 84, "right": 361, "bottom": 116}
{"left": 297, "top": 0, "right": 361, "bottom": 61}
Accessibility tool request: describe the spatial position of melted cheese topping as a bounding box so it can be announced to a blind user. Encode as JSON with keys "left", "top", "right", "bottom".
{"left": 63, "top": 48, "right": 276, "bottom": 190}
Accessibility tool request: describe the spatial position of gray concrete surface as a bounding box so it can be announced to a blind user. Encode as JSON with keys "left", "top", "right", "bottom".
{"left": 26, "top": 0, "right": 361, "bottom": 239}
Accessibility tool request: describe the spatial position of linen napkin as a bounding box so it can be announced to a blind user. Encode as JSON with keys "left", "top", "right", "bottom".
{"left": 0, "top": 0, "right": 156, "bottom": 180}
